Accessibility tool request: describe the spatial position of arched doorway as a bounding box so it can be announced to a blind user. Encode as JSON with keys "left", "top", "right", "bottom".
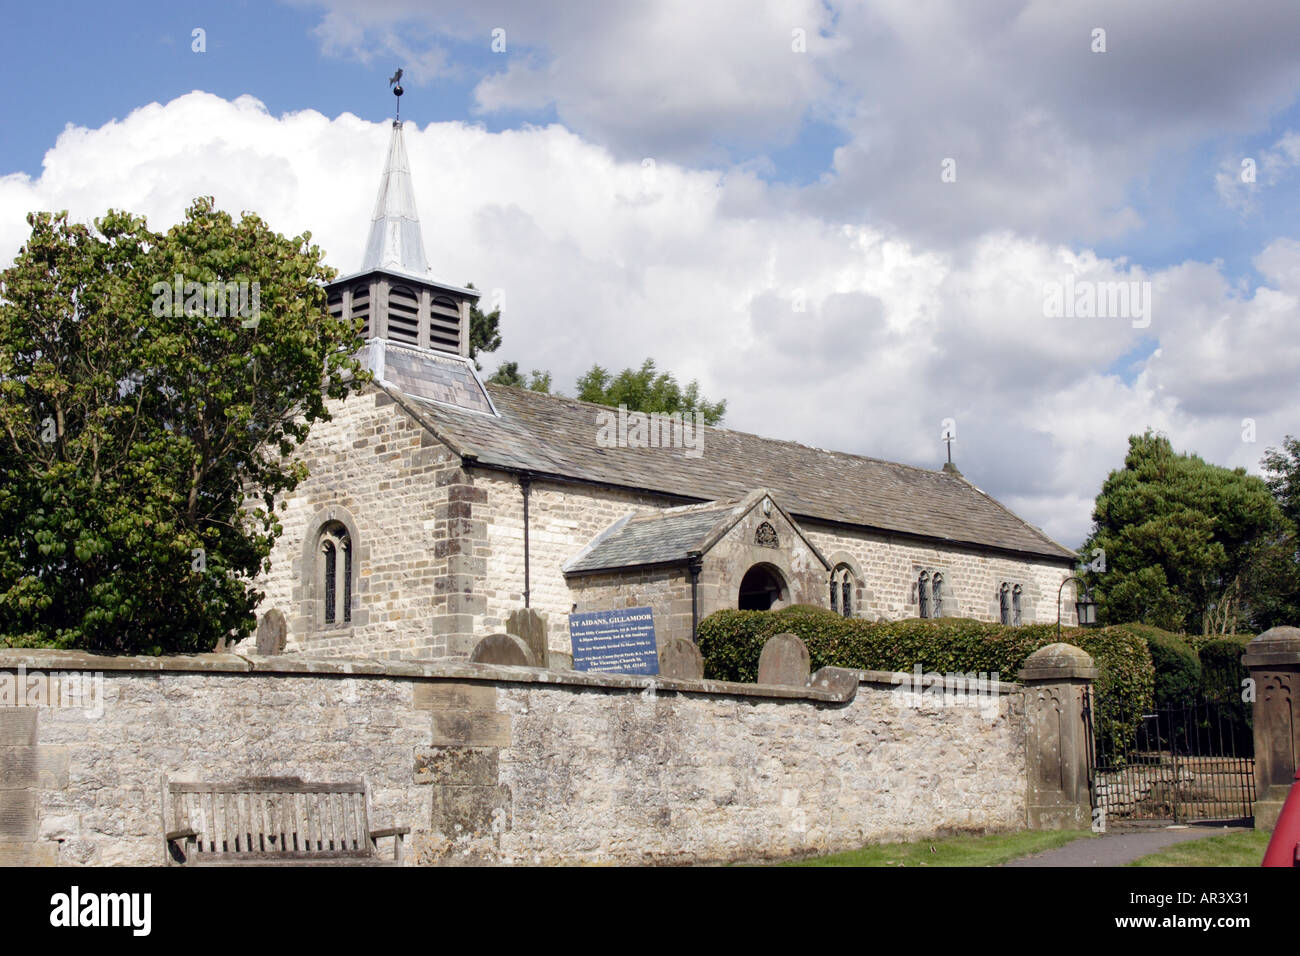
{"left": 738, "top": 564, "right": 787, "bottom": 611}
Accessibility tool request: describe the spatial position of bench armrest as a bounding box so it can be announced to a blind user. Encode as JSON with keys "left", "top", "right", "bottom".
{"left": 165, "top": 828, "right": 198, "bottom": 843}
{"left": 369, "top": 825, "right": 409, "bottom": 864}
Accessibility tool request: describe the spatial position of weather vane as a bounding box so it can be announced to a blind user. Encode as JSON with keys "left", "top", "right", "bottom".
{"left": 388, "top": 68, "right": 404, "bottom": 123}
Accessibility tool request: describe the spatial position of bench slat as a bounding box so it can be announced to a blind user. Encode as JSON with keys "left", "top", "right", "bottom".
{"left": 303, "top": 792, "right": 314, "bottom": 852}
{"left": 170, "top": 780, "right": 364, "bottom": 794}
{"left": 347, "top": 793, "right": 358, "bottom": 851}
{"left": 196, "top": 849, "right": 374, "bottom": 861}
{"left": 337, "top": 792, "right": 348, "bottom": 851}
{"left": 356, "top": 793, "right": 366, "bottom": 850}
{"left": 341, "top": 793, "right": 350, "bottom": 851}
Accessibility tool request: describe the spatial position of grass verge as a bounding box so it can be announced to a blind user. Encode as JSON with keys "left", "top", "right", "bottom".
{"left": 1125, "top": 829, "right": 1269, "bottom": 867}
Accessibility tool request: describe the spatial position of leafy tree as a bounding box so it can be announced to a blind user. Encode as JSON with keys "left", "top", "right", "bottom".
{"left": 575, "top": 358, "right": 726, "bottom": 424}
{"left": 1262, "top": 435, "right": 1300, "bottom": 528}
{"left": 0, "top": 198, "right": 367, "bottom": 654}
{"left": 486, "top": 361, "right": 551, "bottom": 393}
{"left": 1081, "top": 431, "right": 1291, "bottom": 634}
{"left": 483, "top": 357, "right": 723, "bottom": 422}
{"left": 1258, "top": 435, "right": 1300, "bottom": 626}
{"left": 465, "top": 282, "right": 501, "bottom": 370}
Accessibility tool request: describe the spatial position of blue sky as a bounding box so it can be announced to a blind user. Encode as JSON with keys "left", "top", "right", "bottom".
{"left": 3, "top": 0, "right": 1300, "bottom": 549}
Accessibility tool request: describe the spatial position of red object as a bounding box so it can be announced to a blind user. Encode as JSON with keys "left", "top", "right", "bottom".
{"left": 1262, "top": 768, "right": 1300, "bottom": 867}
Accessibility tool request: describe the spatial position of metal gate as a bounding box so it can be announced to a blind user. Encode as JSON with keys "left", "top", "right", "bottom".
{"left": 1084, "top": 688, "right": 1255, "bottom": 825}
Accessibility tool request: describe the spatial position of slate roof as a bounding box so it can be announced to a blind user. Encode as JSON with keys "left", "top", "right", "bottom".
{"left": 562, "top": 490, "right": 826, "bottom": 573}
{"left": 564, "top": 500, "right": 744, "bottom": 574}
{"left": 387, "top": 383, "right": 1076, "bottom": 563}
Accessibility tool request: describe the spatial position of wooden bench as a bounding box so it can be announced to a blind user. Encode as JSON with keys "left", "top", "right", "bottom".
{"left": 163, "top": 777, "right": 409, "bottom": 866}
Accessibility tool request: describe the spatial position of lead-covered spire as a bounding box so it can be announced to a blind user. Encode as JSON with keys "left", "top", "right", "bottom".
{"left": 360, "top": 120, "right": 429, "bottom": 276}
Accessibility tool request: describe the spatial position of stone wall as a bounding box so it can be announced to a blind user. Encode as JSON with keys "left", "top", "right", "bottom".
{"left": 0, "top": 650, "right": 1030, "bottom": 866}
{"left": 254, "top": 387, "right": 461, "bottom": 660}
{"left": 480, "top": 472, "right": 679, "bottom": 654}
{"left": 801, "top": 521, "right": 1077, "bottom": 626}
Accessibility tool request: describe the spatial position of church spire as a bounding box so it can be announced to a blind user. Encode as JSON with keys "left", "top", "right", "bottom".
{"left": 325, "top": 75, "right": 480, "bottom": 359}
{"left": 360, "top": 119, "right": 430, "bottom": 276}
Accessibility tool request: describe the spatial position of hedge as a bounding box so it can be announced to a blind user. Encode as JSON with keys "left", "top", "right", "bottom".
{"left": 695, "top": 606, "right": 1154, "bottom": 752}
{"left": 1109, "top": 624, "right": 1201, "bottom": 708}
{"left": 1197, "top": 634, "right": 1252, "bottom": 703}
{"left": 1197, "top": 634, "right": 1254, "bottom": 752}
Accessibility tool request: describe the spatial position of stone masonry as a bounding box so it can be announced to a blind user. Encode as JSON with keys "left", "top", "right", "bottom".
{"left": 2, "top": 649, "right": 1037, "bottom": 866}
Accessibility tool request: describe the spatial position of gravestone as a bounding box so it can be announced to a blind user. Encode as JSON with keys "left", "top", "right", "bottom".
{"left": 507, "top": 608, "right": 549, "bottom": 669}
{"left": 757, "top": 632, "right": 810, "bottom": 686}
{"left": 469, "top": 633, "right": 535, "bottom": 667}
{"left": 255, "top": 609, "right": 287, "bottom": 656}
{"left": 658, "top": 637, "right": 704, "bottom": 680}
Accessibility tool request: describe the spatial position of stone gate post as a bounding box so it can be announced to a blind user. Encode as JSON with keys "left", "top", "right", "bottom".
{"left": 1244, "top": 626, "right": 1300, "bottom": 829}
{"left": 1018, "top": 643, "right": 1097, "bottom": 830}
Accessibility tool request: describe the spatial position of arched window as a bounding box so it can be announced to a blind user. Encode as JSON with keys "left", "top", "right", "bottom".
{"left": 318, "top": 523, "right": 352, "bottom": 626}
{"left": 1012, "top": 584, "right": 1023, "bottom": 626}
{"left": 830, "top": 564, "right": 855, "bottom": 618}
{"left": 999, "top": 583, "right": 1012, "bottom": 626}
{"left": 918, "top": 571, "right": 931, "bottom": 619}
{"left": 931, "top": 573, "right": 944, "bottom": 618}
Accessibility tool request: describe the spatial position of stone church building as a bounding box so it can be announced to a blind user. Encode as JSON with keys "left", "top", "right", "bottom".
{"left": 251, "top": 120, "right": 1080, "bottom": 664}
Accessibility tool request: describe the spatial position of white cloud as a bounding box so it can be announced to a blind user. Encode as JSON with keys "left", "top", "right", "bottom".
{"left": 2, "top": 92, "right": 1298, "bottom": 550}
{"left": 303, "top": 0, "right": 838, "bottom": 162}
{"left": 299, "top": 0, "right": 1300, "bottom": 244}
{"left": 1217, "top": 130, "right": 1300, "bottom": 211}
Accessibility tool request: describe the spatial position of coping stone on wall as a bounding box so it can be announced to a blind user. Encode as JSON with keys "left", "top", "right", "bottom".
{"left": 0, "top": 649, "right": 856, "bottom": 703}
{"left": 810, "top": 667, "right": 858, "bottom": 697}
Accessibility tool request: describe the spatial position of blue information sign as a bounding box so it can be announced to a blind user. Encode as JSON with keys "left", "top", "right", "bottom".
{"left": 568, "top": 606, "right": 659, "bottom": 675}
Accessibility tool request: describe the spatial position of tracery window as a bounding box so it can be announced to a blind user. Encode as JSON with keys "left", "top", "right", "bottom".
{"left": 318, "top": 523, "right": 352, "bottom": 626}
{"left": 830, "top": 565, "right": 855, "bottom": 618}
